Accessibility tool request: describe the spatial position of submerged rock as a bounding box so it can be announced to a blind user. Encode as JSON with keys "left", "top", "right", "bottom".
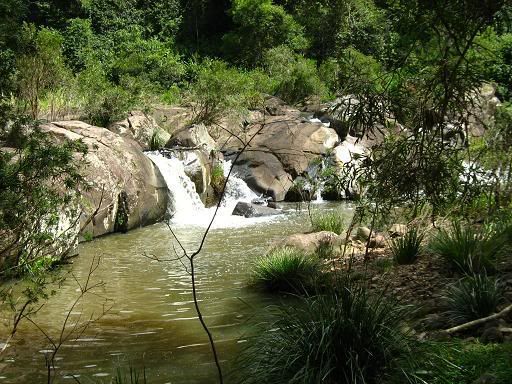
{"left": 232, "top": 202, "right": 280, "bottom": 218}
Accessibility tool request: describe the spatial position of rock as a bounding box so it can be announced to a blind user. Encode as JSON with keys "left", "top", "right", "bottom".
{"left": 422, "top": 313, "right": 445, "bottom": 331}
{"left": 166, "top": 124, "right": 217, "bottom": 152}
{"left": 274, "top": 231, "right": 343, "bottom": 254}
{"left": 389, "top": 224, "right": 408, "bottom": 238}
{"left": 109, "top": 111, "right": 170, "bottom": 150}
{"left": 356, "top": 227, "right": 372, "bottom": 241}
{"left": 264, "top": 96, "right": 287, "bottom": 116}
{"left": 480, "top": 326, "right": 504, "bottom": 344}
{"left": 369, "top": 234, "right": 387, "bottom": 248}
{"left": 224, "top": 116, "right": 339, "bottom": 201}
{"left": 232, "top": 202, "right": 280, "bottom": 218}
{"left": 472, "top": 373, "right": 497, "bottom": 384}
{"left": 332, "top": 135, "right": 366, "bottom": 165}
{"left": 42, "top": 121, "right": 168, "bottom": 239}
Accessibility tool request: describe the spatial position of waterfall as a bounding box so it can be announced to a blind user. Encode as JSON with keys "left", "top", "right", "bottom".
{"left": 146, "top": 152, "right": 205, "bottom": 222}
{"left": 146, "top": 151, "right": 268, "bottom": 227}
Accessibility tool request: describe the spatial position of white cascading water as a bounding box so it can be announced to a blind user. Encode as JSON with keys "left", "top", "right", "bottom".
{"left": 146, "top": 152, "right": 271, "bottom": 227}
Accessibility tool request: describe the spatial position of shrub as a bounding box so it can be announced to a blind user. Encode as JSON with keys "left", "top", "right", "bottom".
{"left": 250, "top": 247, "right": 322, "bottom": 294}
{"left": 391, "top": 227, "right": 424, "bottom": 265}
{"left": 443, "top": 275, "right": 504, "bottom": 325}
{"left": 240, "top": 278, "right": 411, "bottom": 384}
{"left": 429, "top": 222, "right": 507, "bottom": 274}
{"left": 311, "top": 210, "right": 345, "bottom": 234}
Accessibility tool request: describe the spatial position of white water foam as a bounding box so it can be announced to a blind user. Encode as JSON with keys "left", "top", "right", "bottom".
{"left": 146, "top": 152, "right": 280, "bottom": 227}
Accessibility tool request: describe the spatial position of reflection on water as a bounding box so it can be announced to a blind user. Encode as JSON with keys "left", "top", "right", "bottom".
{"left": 0, "top": 203, "right": 352, "bottom": 383}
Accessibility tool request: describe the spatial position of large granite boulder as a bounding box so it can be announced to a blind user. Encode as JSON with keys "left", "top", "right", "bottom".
{"left": 109, "top": 111, "right": 170, "bottom": 150}
{"left": 223, "top": 116, "right": 339, "bottom": 201}
{"left": 42, "top": 121, "right": 168, "bottom": 239}
{"left": 166, "top": 123, "right": 217, "bottom": 152}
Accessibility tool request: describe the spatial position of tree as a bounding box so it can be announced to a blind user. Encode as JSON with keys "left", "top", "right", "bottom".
{"left": 222, "top": 0, "right": 308, "bottom": 65}
{"left": 16, "top": 24, "right": 71, "bottom": 119}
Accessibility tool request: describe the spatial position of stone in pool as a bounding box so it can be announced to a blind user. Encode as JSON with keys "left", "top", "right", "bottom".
{"left": 232, "top": 202, "right": 280, "bottom": 218}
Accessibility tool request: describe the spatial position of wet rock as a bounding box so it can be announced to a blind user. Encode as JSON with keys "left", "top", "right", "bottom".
{"left": 232, "top": 202, "right": 280, "bottom": 218}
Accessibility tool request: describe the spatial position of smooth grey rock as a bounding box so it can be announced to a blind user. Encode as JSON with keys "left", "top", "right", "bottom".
{"left": 232, "top": 202, "right": 280, "bottom": 218}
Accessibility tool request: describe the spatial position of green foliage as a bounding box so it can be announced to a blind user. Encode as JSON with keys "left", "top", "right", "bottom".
{"left": 442, "top": 274, "right": 504, "bottom": 326}
{"left": 250, "top": 247, "right": 322, "bottom": 293}
{"left": 223, "top": 0, "right": 308, "bottom": 64}
{"left": 110, "top": 27, "right": 185, "bottom": 89}
{"left": 77, "top": 64, "right": 137, "bottom": 127}
{"left": 391, "top": 227, "right": 424, "bottom": 265}
{"left": 240, "top": 277, "right": 412, "bottom": 384}
{"left": 210, "top": 163, "right": 225, "bottom": 196}
{"left": 311, "top": 210, "right": 345, "bottom": 235}
{"left": 264, "top": 45, "right": 328, "bottom": 103}
{"left": 0, "top": 119, "right": 87, "bottom": 277}
{"left": 62, "top": 18, "right": 95, "bottom": 72}
{"left": 16, "top": 24, "right": 72, "bottom": 119}
{"left": 190, "top": 60, "right": 254, "bottom": 125}
{"left": 428, "top": 222, "right": 507, "bottom": 275}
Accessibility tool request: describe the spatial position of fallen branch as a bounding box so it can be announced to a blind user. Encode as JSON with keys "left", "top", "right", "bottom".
{"left": 442, "top": 304, "right": 512, "bottom": 335}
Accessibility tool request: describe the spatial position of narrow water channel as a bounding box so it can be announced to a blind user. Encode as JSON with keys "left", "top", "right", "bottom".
{"left": 0, "top": 203, "right": 352, "bottom": 383}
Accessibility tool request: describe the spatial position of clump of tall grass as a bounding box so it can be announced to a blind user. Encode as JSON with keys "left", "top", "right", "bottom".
{"left": 311, "top": 210, "right": 345, "bottom": 234}
{"left": 391, "top": 227, "right": 424, "bottom": 265}
{"left": 112, "top": 366, "right": 147, "bottom": 384}
{"left": 240, "top": 278, "right": 412, "bottom": 384}
{"left": 429, "top": 222, "right": 507, "bottom": 274}
{"left": 443, "top": 274, "right": 503, "bottom": 326}
{"left": 250, "top": 247, "right": 322, "bottom": 294}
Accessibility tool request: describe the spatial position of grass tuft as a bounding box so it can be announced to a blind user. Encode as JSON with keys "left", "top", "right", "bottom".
{"left": 428, "top": 222, "right": 507, "bottom": 274}
{"left": 391, "top": 227, "right": 424, "bottom": 265}
{"left": 442, "top": 274, "right": 504, "bottom": 325}
{"left": 250, "top": 247, "right": 322, "bottom": 294}
{"left": 240, "top": 277, "right": 412, "bottom": 384}
{"left": 311, "top": 210, "right": 345, "bottom": 234}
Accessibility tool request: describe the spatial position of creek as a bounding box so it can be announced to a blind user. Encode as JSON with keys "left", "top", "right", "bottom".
{"left": 0, "top": 152, "right": 352, "bottom": 383}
